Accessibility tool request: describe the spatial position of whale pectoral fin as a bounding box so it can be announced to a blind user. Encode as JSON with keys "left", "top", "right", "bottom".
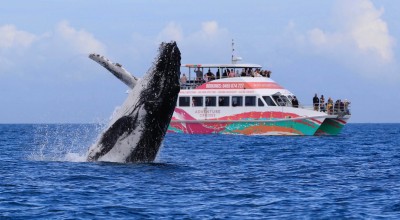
{"left": 89, "top": 53, "right": 138, "bottom": 89}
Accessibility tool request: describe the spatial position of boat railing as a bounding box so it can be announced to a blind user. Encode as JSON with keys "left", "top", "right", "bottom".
{"left": 299, "top": 103, "right": 351, "bottom": 116}
{"left": 180, "top": 80, "right": 205, "bottom": 90}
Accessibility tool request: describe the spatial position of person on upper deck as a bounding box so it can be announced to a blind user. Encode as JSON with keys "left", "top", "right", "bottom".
{"left": 241, "top": 68, "right": 246, "bottom": 77}
{"left": 216, "top": 69, "right": 220, "bottom": 79}
{"left": 195, "top": 67, "right": 203, "bottom": 81}
{"left": 266, "top": 70, "right": 271, "bottom": 78}
{"left": 180, "top": 73, "right": 187, "bottom": 86}
{"left": 205, "top": 69, "right": 215, "bottom": 81}
{"left": 254, "top": 69, "right": 261, "bottom": 77}
{"left": 229, "top": 69, "right": 235, "bottom": 77}
{"left": 222, "top": 69, "right": 228, "bottom": 78}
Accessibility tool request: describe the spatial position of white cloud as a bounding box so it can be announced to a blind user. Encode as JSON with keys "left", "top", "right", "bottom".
{"left": 284, "top": 0, "right": 399, "bottom": 81}
{"left": 56, "top": 20, "right": 106, "bottom": 54}
{"left": 0, "top": 24, "right": 36, "bottom": 48}
{"left": 157, "top": 22, "right": 183, "bottom": 42}
{"left": 346, "top": 0, "right": 394, "bottom": 62}
{"left": 305, "top": 0, "right": 395, "bottom": 63}
{"left": 201, "top": 21, "right": 219, "bottom": 36}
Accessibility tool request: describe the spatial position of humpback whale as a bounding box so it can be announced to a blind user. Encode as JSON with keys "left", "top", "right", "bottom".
{"left": 86, "top": 41, "right": 181, "bottom": 163}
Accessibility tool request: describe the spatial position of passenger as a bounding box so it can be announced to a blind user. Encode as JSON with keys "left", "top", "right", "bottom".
{"left": 327, "top": 97, "right": 333, "bottom": 115}
{"left": 222, "top": 69, "right": 228, "bottom": 78}
{"left": 313, "top": 93, "right": 319, "bottom": 111}
{"left": 241, "top": 68, "right": 246, "bottom": 77}
{"left": 195, "top": 67, "right": 203, "bottom": 81}
{"left": 320, "top": 95, "right": 325, "bottom": 112}
{"left": 266, "top": 70, "right": 271, "bottom": 78}
{"left": 254, "top": 69, "right": 261, "bottom": 77}
{"left": 344, "top": 99, "right": 351, "bottom": 115}
{"left": 334, "top": 100, "right": 340, "bottom": 114}
{"left": 229, "top": 69, "right": 235, "bottom": 77}
{"left": 247, "top": 68, "right": 252, "bottom": 76}
{"left": 236, "top": 70, "right": 240, "bottom": 77}
{"left": 206, "top": 97, "right": 210, "bottom": 106}
{"left": 219, "top": 97, "right": 224, "bottom": 106}
{"left": 216, "top": 69, "right": 220, "bottom": 79}
{"left": 292, "top": 96, "right": 299, "bottom": 108}
{"left": 205, "top": 69, "right": 214, "bottom": 82}
{"left": 180, "top": 73, "right": 187, "bottom": 87}
{"left": 340, "top": 100, "right": 345, "bottom": 112}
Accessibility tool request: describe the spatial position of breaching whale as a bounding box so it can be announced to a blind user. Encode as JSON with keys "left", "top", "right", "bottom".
{"left": 86, "top": 41, "right": 181, "bottom": 163}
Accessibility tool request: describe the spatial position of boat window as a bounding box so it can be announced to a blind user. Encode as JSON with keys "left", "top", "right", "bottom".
{"left": 232, "top": 96, "right": 243, "bottom": 107}
{"left": 245, "top": 96, "right": 256, "bottom": 106}
{"left": 179, "top": 97, "right": 190, "bottom": 107}
{"left": 262, "top": 96, "right": 277, "bottom": 106}
{"left": 205, "top": 96, "right": 216, "bottom": 107}
{"left": 258, "top": 98, "right": 264, "bottom": 107}
{"left": 272, "top": 95, "right": 286, "bottom": 106}
{"left": 218, "top": 96, "right": 230, "bottom": 107}
{"left": 280, "top": 95, "right": 291, "bottom": 106}
{"left": 192, "top": 96, "right": 203, "bottom": 107}
{"left": 281, "top": 95, "right": 292, "bottom": 104}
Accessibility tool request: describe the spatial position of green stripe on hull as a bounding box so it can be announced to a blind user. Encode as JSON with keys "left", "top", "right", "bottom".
{"left": 221, "top": 119, "right": 319, "bottom": 135}
{"left": 316, "top": 118, "right": 346, "bottom": 135}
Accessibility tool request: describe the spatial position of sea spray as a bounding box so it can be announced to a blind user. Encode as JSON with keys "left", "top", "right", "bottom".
{"left": 30, "top": 123, "right": 104, "bottom": 162}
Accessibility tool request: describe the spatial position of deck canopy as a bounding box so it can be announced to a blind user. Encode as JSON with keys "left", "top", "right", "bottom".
{"left": 182, "top": 63, "right": 262, "bottom": 69}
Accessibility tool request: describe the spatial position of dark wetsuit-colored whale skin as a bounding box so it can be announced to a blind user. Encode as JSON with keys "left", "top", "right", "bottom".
{"left": 86, "top": 41, "right": 181, "bottom": 163}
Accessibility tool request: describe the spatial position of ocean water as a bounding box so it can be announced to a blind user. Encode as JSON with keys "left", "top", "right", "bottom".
{"left": 0, "top": 124, "right": 399, "bottom": 219}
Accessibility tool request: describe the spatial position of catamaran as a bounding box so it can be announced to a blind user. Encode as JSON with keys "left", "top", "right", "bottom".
{"left": 169, "top": 64, "right": 351, "bottom": 135}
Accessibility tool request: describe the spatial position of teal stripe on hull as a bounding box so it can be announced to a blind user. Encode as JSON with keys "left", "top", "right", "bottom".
{"left": 316, "top": 118, "right": 347, "bottom": 135}
{"left": 168, "top": 119, "right": 320, "bottom": 135}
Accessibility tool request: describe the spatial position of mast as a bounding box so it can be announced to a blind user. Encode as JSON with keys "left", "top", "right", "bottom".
{"left": 231, "top": 39, "right": 242, "bottom": 64}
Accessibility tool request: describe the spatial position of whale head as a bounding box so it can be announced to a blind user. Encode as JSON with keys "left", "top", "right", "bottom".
{"left": 87, "top": 41, "right": 181, "bottom": 163}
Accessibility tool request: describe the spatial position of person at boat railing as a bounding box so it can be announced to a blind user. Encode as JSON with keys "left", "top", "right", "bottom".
{"left": 313, "top": 94, "right": 320, "bottom": 111}
{"left": 222, "top": 69, "right": 228, "bottom": 78}
{"left": 195, "top": 67, "right": 203, "bottom": 81}
{"left": 241, "top": 68, "right": 246, "bottom": 77}
{"left": 204, "top": 69, "right": 216, "bottom": 82}
{"left": 265, "top": 70, "right": 272, "bottom": 78}
{"left": 180, "top": 73, "right": 187, "bottom": 87}
{"left": 320, "top": 95, "right": 326, "bottom": 112}
{"left": 291, "top": 96, "right": 299, "bottom": 108}
{"left": 228, "top": 69, "right": 235, "bottom": 78}
{"left": 253, "top": 69, "right": 261, "bottom": 77}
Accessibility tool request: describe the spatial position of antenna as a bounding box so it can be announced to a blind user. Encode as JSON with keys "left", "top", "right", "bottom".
{"left": 231, "top": 39, "right": 242, "bottom": 64}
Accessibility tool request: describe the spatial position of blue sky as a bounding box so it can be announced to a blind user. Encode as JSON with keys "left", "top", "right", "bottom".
{"left": 0, "top": 0, "right": 399, "bottom": 123}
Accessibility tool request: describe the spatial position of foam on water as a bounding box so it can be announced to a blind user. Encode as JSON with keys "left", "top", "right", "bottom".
{"left": 29, "top": 123, "right": 104, "bottom": 162}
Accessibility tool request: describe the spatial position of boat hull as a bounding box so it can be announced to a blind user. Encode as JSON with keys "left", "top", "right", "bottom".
{"left": 315, "top": 116, "right": 350, "bottom": 135}
{"left": 168, "top": 118, "right": 323, "bottom": 136}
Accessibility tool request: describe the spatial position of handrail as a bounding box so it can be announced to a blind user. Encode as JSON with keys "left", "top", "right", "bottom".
{"left": 299, "top": 103, "right": 351, "bottom": 116}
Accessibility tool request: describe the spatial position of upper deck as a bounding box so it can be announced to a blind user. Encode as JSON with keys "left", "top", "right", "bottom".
{"left": 180, "top": 63, "right": 273, "bottom": 91}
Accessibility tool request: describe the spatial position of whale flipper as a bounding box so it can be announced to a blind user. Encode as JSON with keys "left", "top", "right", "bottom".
{"left": 89, "top": 53, "right": 138, "bottom": 88}
{"left": 87, "top": 42, "right": 181, "bottom": 163}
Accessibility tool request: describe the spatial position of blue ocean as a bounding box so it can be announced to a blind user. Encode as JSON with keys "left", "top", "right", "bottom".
{"left": 1, "top": 124, "right": 399, "bottom": 219}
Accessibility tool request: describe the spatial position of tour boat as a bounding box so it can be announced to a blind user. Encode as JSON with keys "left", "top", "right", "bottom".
{"left": 168, "top": 63, "right": 351, "bottom": 135}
